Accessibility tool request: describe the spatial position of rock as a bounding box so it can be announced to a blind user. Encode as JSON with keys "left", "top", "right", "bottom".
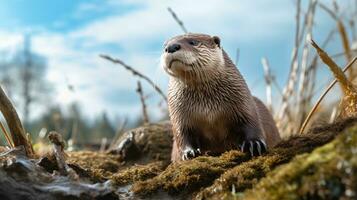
{"left": 0, "top": 153, "right": 118, "bottom": 199}
{"left": 108, "top": 121, "right": 173, "bottom": 164}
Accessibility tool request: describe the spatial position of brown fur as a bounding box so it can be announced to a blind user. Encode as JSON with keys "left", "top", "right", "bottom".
{"left": 253, "top": 97, "right": 281, "bottom": 147}
{"left": 162, "top": 33, "right": 281, "bottom": 162}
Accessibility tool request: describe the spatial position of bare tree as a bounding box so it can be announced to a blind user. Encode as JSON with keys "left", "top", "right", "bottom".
{"left": 8, "top": 35, "right": 52, "bottom": 128}
{"left": 21, "top": 35, "right": 33, "bottom": 127}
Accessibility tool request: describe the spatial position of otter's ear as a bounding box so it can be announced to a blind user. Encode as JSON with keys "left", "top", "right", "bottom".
{"left": 212, "top": 36, "right": 221, "bottom": 48}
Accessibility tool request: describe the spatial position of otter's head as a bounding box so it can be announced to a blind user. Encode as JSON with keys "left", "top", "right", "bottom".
{"left": 161, "top": 33, "right": 224, "bottom": 83}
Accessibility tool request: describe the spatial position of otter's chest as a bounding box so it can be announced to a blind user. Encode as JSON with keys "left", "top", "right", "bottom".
{"left": 168, "top": 81, "right": 241, "bottom": 139}
{"left": 177, "top": 89, "right": 233, "bottom": 140}
{"left": 191, "top": 104, "right": 229, "bottom": 141}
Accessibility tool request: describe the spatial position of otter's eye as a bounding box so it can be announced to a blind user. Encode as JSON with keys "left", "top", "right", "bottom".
{"left": 188, "top": 39, "right": 199, "bottom": 46}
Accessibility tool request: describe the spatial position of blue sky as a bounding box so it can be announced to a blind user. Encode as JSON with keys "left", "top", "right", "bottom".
{"left": 0, "top": 0, "right": 353, "bottom": 122}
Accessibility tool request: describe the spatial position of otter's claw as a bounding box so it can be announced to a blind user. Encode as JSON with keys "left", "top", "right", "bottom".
{"left": 240, "top": 139, "right": 267, "bottom": 156}
{"left": 182, "top": 148, "right": 201, "bottom": 160}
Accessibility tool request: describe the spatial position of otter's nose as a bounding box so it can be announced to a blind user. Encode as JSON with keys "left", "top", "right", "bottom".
{"left": 166, "top": 43, "right": 181, "bottom": 53}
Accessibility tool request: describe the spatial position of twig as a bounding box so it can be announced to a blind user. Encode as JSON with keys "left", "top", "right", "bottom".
{"left": 299, "top": 56, "right": 357, "bottom": 134}
{"left": 261, "top": 57, "right": 273, "bottom": 112}
{"left": 167, "top": 7, "right": 188, "bottom": 33}
{"left": 272, "top": 78, "right": 283, "bottom": 96}
{"left": 331, "top": 48, "right": 357, "bottom": 58}
{"left": 318, "top": 2, "right": 338, "bottom": 20}
{"left": 296, "top": 0, "right": 317, "bottom": 127}
{"left": 48, "top": 131, "right": 74, "bottom": 177}
{"left": 0, "top": 121, "right": 14, "bottom": 147}
{"left": 100, "top": 54, "right": 167, "bottom": 103}
{"left": 277, "top": 0, "right": 302, "bottom": 121}
{"left": 0, "top": 85, "right": 34, "bottom": 157}
{"left": 136, "top": 81, "right": 149, "bottom": 124}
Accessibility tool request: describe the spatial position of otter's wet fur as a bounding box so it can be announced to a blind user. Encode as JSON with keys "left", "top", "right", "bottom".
{"left": 161, "top": 33, "right": 281, "bottom": 162}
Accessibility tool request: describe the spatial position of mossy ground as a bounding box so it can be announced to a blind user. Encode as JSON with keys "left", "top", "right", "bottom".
{"left": 63, "top": 122, "right": 173, "bottom": 186}
{"left": 127, "top": 118, "right": 355, "bottom": 199}
{"left": 64, "top": 150, "right": 168, "bottom": 187}
{"left": 10, "top": 118, "right": 355, "bottom": 199}
{"left": 241, "top": 123, "right": 357, "bottom": 200}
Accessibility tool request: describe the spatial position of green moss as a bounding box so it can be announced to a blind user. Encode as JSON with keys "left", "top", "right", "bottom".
{"left": 110, "top": 161, "right": 167, "bottom": 185}
{"left": 33, "top": 118, "right": 357, "bottom": 199}
{"left": 132, "top": 151, "right": 249, "bottom": 196}
{"left": 131, "top": 118, "right": 357, "bottom": 199}
{"left": 58, "top": 122, "right": 172, "bottom": 187}
{"left": 68, "top": 151, "right": 122, "bottom": 173}
{"left": 241, "top": 126, "right": 357, "bottom": 200}
{"left": 195, "top": 121, "right": 343, "bottom": 199}
{"left": 67, "top": 150, "right": 170, "bottom": 185}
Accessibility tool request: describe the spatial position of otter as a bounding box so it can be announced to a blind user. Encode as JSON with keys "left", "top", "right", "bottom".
{"left": 161, "top": 33, "right": 281, "bottom": 162}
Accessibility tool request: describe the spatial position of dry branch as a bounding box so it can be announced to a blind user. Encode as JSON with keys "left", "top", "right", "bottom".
{"left": 0, "top": 86, "right": 34, "bottom": 156}
{"left": 261, "top": 57, "right": 273, "bottom": 112}
{"left": 48, "top": 131, "right": 71, "bottom": 176}
{"left": 100, "top": 54, "right": 167, "bottom": 103}
{"left": 296, "top": 0, "right": 317, "bottom": 128}
{"left": 136, "top": 81, "right": 149, "bottom": 124}
{"left": 277, "top": 0, "right": 302, "bottom": 122}
{"left": 167, "top": 7, "right": 188, "bottom": 33}
{"left": 318, "top": 2, "right": 338, "bottom": 20}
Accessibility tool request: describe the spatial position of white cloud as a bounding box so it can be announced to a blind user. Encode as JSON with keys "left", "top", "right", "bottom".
{"left": 72, "top": 0, "right": 293, "bottom": 46}
{"left": 26, "top": 29, "right": 166, "bottom": 120}
{"left": 0, "top": 0, "right": 301, "bottom": 121}
{"left": 0, "top": 31, "right": 23, "bottom": 56}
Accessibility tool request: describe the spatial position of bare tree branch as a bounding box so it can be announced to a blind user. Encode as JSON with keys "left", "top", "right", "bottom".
{"left": 136, "top": 81, "right": 149, "bottom": 124}
{"left": 277, "top": 0, "right": 302, "bottom": 121}
{"left": 167, "top": 7, "right": 188, "bottom": 33}
{"left": 100, "top": 54, "right": 167, "bottom": 103}
{"left": 296, "top": 0, "right": 317, "bottom": 128}
{"left": 261, "top": 57, "right": 273, "bottom": 112}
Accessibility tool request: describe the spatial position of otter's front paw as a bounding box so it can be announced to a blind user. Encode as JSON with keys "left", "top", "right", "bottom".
{"left": 182, "top": 147, "right": 201, "bottom": 160}
{"left": 240, "top": 139, "right": 267, "bottom": 156}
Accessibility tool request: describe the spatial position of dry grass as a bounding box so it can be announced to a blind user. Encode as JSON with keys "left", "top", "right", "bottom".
{"left": 0, "top": 85, "right": 34, "bottom": 157}
{"left": 300, "top": 56, "right": 357, "bottom": 134}
{"left": 263, "top": 0, "right": 357, "bottom": 137}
